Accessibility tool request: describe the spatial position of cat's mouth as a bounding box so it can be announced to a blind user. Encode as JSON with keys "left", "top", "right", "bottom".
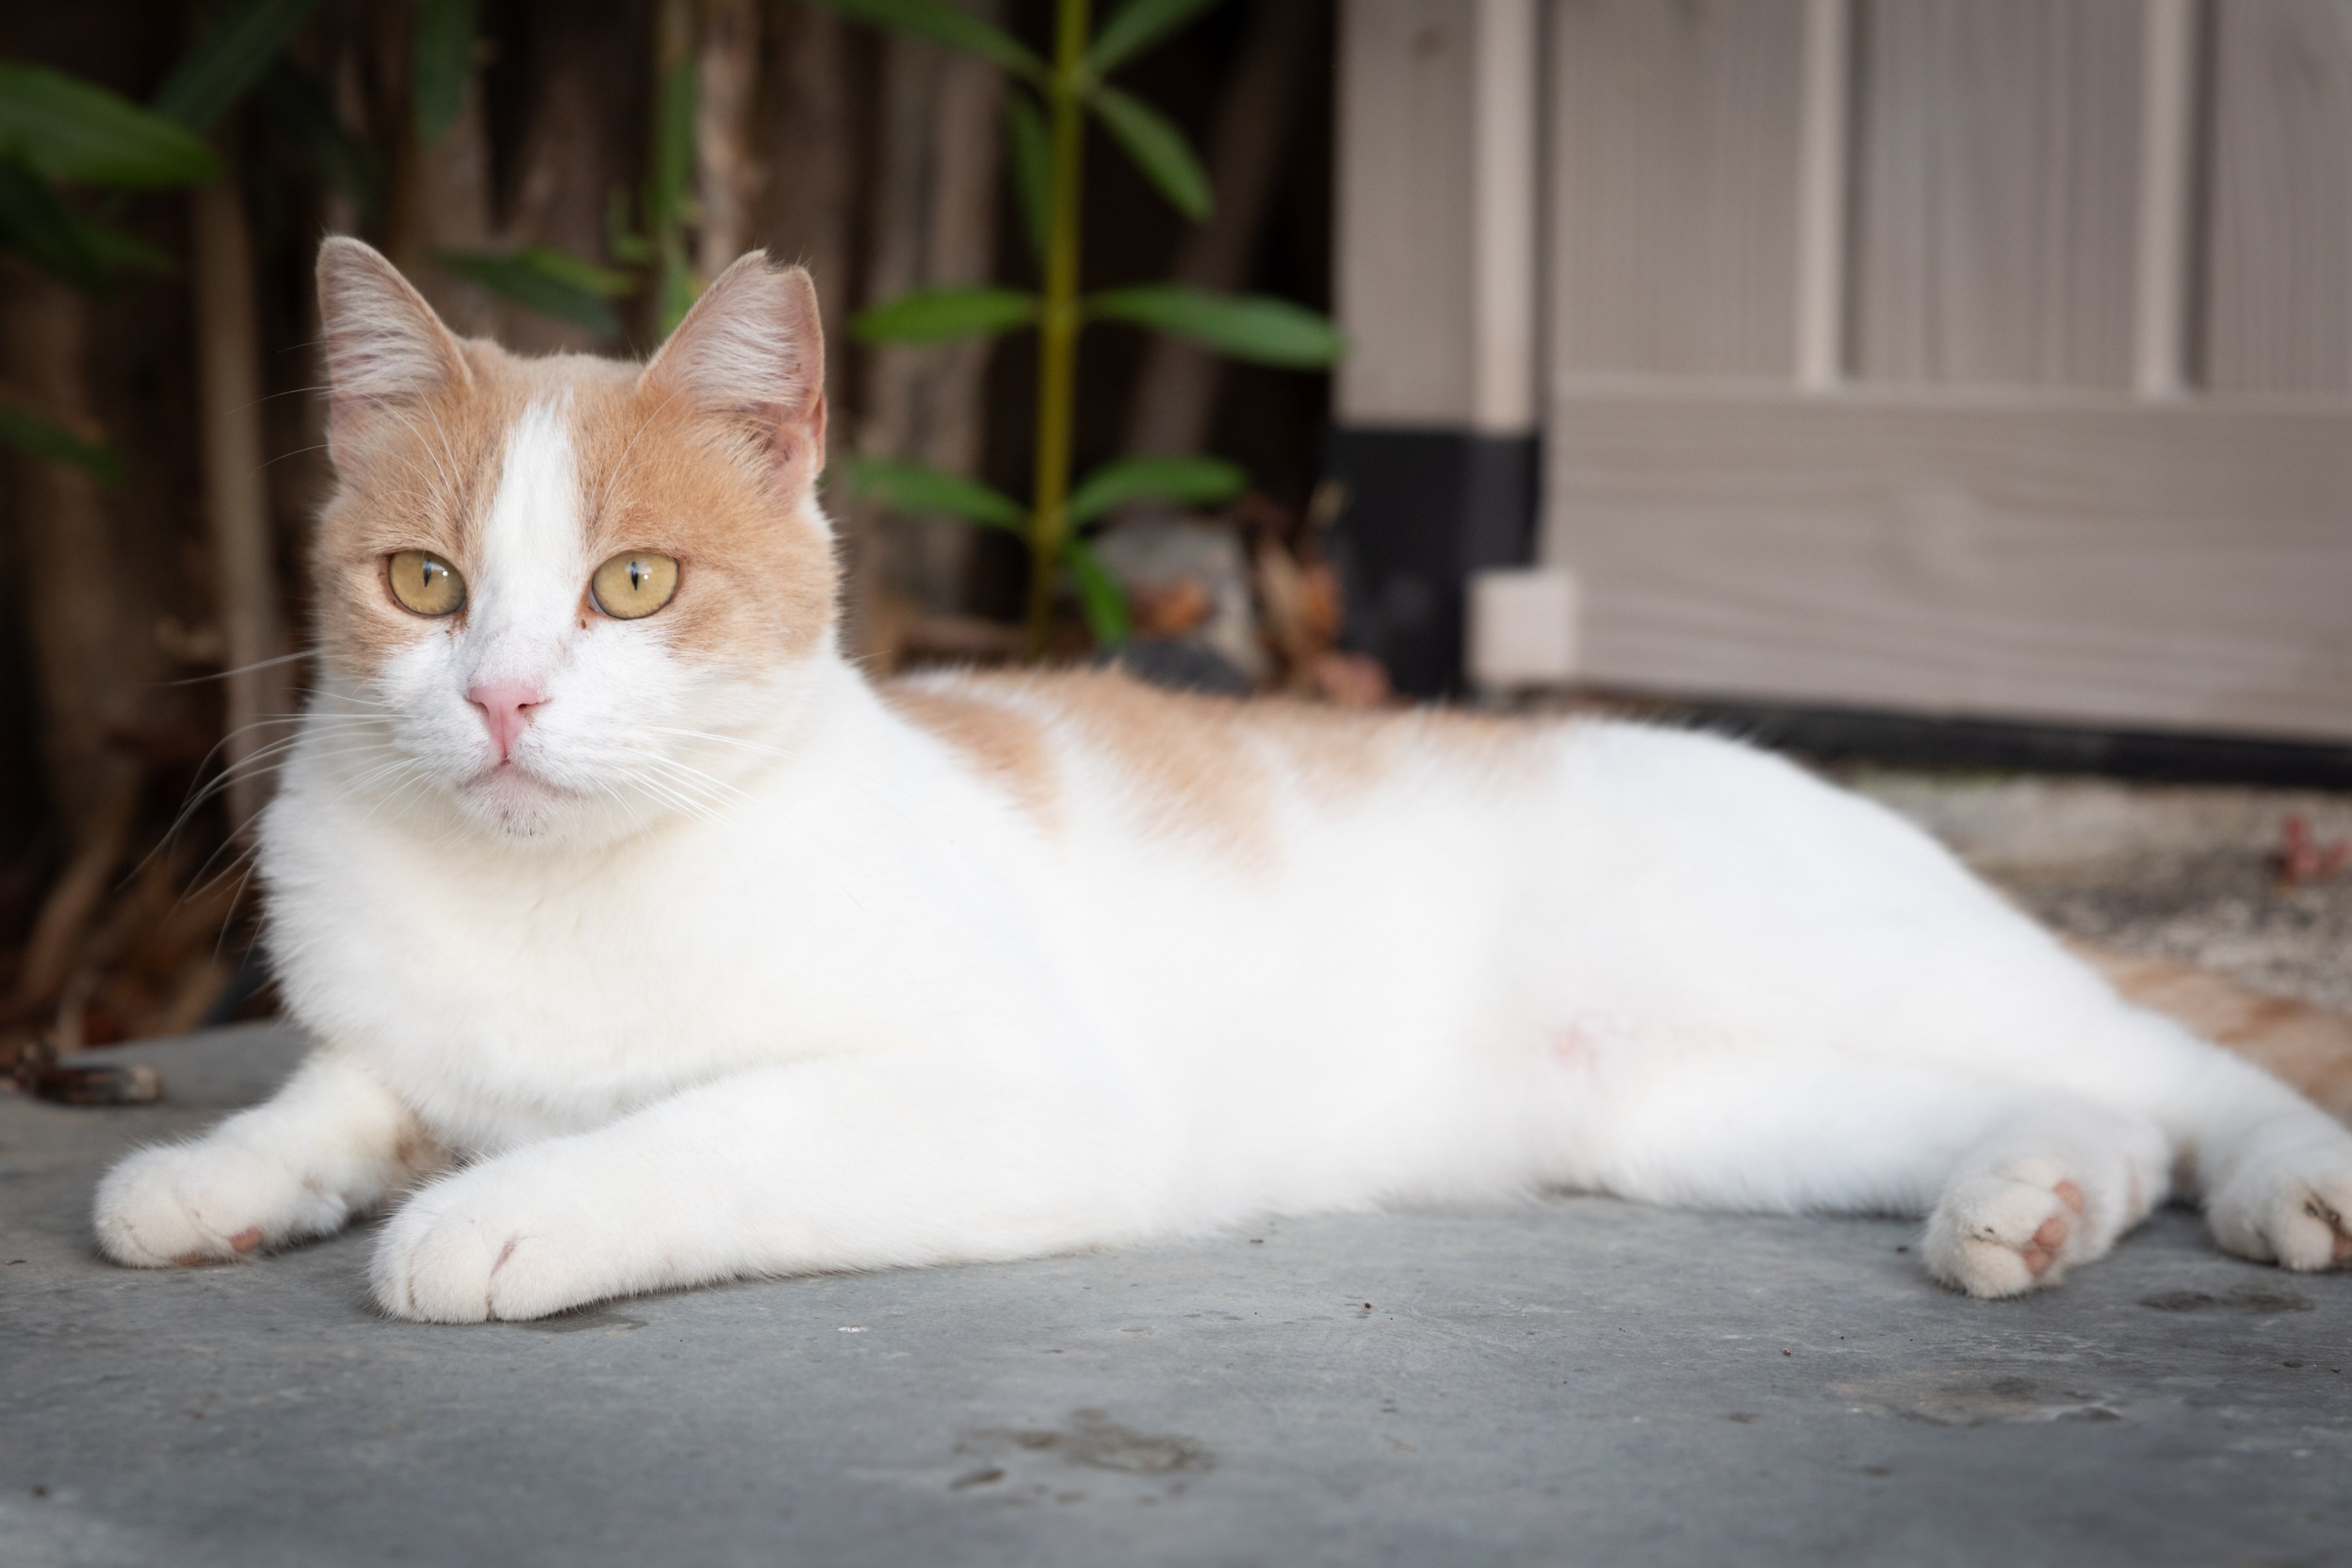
{"left": 465, "top": 757, "right": 575, "bottom": 802}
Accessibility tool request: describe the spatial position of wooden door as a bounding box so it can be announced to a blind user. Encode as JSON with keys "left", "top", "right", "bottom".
{"left": 1541, "top": 0, "right": 2352, "bottom": 743}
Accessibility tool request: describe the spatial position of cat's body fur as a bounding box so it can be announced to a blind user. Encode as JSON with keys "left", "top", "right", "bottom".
{"left": 94, "top": 242, "right": 2352, "bottom": 1320}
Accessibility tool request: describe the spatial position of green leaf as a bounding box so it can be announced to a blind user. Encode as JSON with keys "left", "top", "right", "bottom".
{"left": 255, "top": 60, "right": 380, "bottom": 217}
{"left": 1068, "top": 453, "right": 1245, "bottom": 525}
{"left": 74, "top": 213, "right": 172, "bottom": 276}
{"left": 1086, "top": 84, "right": 1209, "bottom": 221}
{"left": 1003, "top": 91, "right": 1051, "bottom": 269}
{"left": 1088, "top": 285, "right": 1345, "bottom": 368}
{"left": 512, "top": 246, "right": 635, "bottom": 298}
{"left": 412, "top": 0, "right": 480, "bottom": 146}
{"left": 434, "top": 248, "right": 627, "bottom": 335}
{"left": 854, "top": 287, "right": 1038, "bottom": 344}
{"left": 1064, "top": 536, "right": 1132, "bottom": 645}
{"left": 151, "top": 0, "right": 329, "bottom": 131}
{"left": 0, "top": 159, "right": 171, "bottom": 291}
{"left": 605, "top": 186, "right": 653, "bottom": 265}
{"left": 846, "top": 457, "right": 1027, "bottom": 531}
{"left": 0, "top": 159, "right": 106, "bottom": 289}
{"left": 0, "top": 64, "right": 218, "bottom": 188}
{"left": 802, "top": 0, "right": 1045, "bottom": 80}
{"left": 0, "top": 402, "right": 120, "bottom": 480}
{"left": 1088, "top": 0, "right": 1228, "bottom": 75}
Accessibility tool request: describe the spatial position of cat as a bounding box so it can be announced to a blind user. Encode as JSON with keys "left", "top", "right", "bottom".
{"left": 91, "top": 238, "right": 2352, "bottom": 1322}
{"left": 2077, "top": 942, "right": 2352, "bottom": 1128}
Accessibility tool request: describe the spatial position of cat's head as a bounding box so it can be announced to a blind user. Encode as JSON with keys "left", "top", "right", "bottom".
{"left": 308, "top": 237, "right": 835, "bottom": 844}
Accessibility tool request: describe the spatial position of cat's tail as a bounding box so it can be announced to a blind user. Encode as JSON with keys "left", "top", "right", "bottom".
{"left": 2075, "top": 939, "right": 2352, "bottom": 1127}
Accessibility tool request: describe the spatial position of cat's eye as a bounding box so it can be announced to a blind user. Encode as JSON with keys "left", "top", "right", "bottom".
{"left": 386, "top": 550, "right": 466, "bottom": 617}
{"left": 591, "top": 551, "right": 680, "bottom": 620}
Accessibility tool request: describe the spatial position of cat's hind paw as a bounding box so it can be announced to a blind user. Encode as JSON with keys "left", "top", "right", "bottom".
{"left": 1920, "top": 1112, "right": 2168, "bottom": 1299}
{"left": 2205, "top": 1135, "right": 2352, "bottom": 1273}
{"left": 95, "top": 1139, "right": 346, "bottom": 1267}
{"left": 1922, "top": 1166, "right": 2091, "bottom": 1298}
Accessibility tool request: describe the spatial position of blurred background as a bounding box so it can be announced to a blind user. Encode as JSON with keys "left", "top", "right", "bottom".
{"left": 4, "top": 0, "right": 2351, "bottom": 1072}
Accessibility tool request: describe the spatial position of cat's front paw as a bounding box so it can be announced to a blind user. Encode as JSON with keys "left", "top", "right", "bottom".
{"left": 95, "top": 1139, "right": 349, "bottom": 1267}
{"left": 2206, "top": 1133, "right": 2352, "bottom": 1272}
{"left": 371, "top": 1162, "right": 609, "bottom": 1322}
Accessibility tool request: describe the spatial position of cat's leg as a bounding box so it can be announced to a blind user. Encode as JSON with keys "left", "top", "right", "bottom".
{"left": 370, "top": 1046, "right": 1158, "bottom": 1322}
{"left": 1919, "top": 1102, "right": 2170, "bottom": 1297}
{"left": 1554, "top": 1048, "right": 2172, "bottom": 1298}
{"left": 95, "top": 1051, "right": 433, "bottom": 1266}
{"left": 1575, "top": 1000, "right": 2352, "bottom": 1296}
{"left": 1886, "top": 979, "right": 2352, "bottom": 1286}
{"left": 2151, "top": 1031, "right": 2352, "bottom": 1274}
{"left": 1551, "top": 729, "right": 2352, "bottom": 1289}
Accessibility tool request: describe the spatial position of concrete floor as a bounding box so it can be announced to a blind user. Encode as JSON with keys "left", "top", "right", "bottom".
{"left": 7, "top": 1025, "right": 2351, "bottom": 1567}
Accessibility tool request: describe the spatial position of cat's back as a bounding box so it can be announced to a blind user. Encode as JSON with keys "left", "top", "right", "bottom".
{"left": 881, "top": 665, "right": 1573, "bottom": 868}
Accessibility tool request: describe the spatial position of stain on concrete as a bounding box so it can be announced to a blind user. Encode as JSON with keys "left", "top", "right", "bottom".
{"left": 511, "top": 1307, "right": 648, "bottom": 1334}
{"left": 2138, "top": 1286, "right": 2313, "bottom": 1315}
{"left": 950, "top": 1410, "right": 1213, "bottom": 1503}
{"left": 1831, "top": 1374, "right": 2122, "bottom": 1427}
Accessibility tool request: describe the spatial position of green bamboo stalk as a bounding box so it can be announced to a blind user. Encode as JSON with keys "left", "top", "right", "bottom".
{"left": 1023, "top": 0, "right": 1092, "bottom": 660}
{"left": 649, "top": 0, "right": 700, "bottom": 336}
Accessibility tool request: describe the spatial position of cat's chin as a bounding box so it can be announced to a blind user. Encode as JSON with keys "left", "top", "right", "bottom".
{"left": 458, "top": 764, "right": 580, "bottom": 841}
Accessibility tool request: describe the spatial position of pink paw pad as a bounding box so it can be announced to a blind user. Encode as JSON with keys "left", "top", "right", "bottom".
{"left": 2019, "top": 1183, "right": 2085, "bottom": 1275}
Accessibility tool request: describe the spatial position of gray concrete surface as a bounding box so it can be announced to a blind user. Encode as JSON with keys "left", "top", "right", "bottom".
{"left": 6, "top": 1024, "right": 2352, "bottom": 1567}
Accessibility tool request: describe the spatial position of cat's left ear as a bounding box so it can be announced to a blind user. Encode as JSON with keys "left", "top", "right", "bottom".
{"left": 639, "top": 254, "right": 826, "bottom": 491}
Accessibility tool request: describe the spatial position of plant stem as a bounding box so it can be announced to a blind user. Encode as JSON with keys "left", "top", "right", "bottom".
{"left": 1024, "top": 0, "right": 1092, "bottom": 660}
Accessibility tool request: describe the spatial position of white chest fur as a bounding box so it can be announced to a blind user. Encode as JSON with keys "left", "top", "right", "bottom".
{"left": 257, "top": 709, "right": 1042, "bottom": 1154}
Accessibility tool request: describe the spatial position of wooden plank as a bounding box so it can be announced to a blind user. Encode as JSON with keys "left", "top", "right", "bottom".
{"left": 1335, "top": 0, "right": 1475, "bottom": 423}
{"left": 2133, "top": 0, "right": 2202, "bottom": 399}
{"left": 1548, "top": 0, "right": 1806, "bottom": 380}
{"left": 1336, "top": 0, "right": 1541, "bottom": 431}
{"left": 1541, "top": 390, "right": 2352, "bottom": 740}
{"left": 1468, "top": 0, "right": 1541, "bottom": 433}
{"left": 1850, "top": 0, "right": 2144, "bottom": 389}
{"left": 2207, "top": 0, "right": 2352, "bottom": 395}
{"left": 1794, "top": 0, "right": 1855, "bottom": 390}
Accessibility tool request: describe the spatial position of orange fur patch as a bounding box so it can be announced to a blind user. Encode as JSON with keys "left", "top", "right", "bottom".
{"left": 2076, "top": 941, "right": 2352, "bottom": 1126}
{"left": 570, "top": 365, "right": 834, "bottom": 671}
{"left": 882, "top": 682, "right": 1061, "bottom": 826}
{"left": 892, "top": 668, "right": 1554, "bottom": 860}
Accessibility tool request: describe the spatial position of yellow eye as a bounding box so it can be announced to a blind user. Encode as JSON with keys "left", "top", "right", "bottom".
{"left": 386, "top": 550, "right": 465, "bottom": 616}
{"left": 591, "top": 551, "right": 680, "bottom": 619}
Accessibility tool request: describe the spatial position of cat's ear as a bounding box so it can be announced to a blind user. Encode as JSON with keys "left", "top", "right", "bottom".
{"left": 316, "top": 237, "right": 471, "bottom": 460}
{"left": 639, "top": 253, "right": 826, "bottom": 488}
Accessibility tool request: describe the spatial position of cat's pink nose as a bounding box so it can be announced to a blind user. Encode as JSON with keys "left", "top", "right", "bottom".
{"left": 467, "top": 681, "right": 546, "bottom": 765}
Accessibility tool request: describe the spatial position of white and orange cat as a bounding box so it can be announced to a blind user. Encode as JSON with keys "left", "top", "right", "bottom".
{"left": 93, "top": 239, "right": 2352, "bottom": 1321}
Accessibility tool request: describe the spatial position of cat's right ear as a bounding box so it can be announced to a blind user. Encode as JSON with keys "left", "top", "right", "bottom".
{"left": 316, "top": 237, "right": 470, "bottom": 463}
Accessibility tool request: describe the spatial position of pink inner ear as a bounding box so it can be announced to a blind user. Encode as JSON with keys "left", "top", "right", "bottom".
{"left": 319, "top": 244, "right": 466, "bottom": 390}
{"left": 642, "top": 256, "right": 826, "bottom": 437}
{"left": 316, "top": 238, "right": 471, "bottom": 466}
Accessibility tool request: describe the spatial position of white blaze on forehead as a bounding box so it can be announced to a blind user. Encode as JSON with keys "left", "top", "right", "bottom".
{"left": 466, "top": 397, "right": 586, "bottom": 686}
